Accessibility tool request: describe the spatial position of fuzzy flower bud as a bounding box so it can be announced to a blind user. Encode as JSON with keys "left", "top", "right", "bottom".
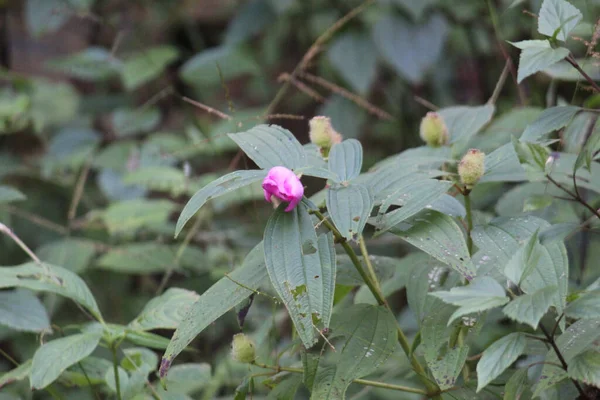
{"left": 262, "top": 166, "right": 304, "bottom": 212}
{"left": 458, "top": 149, "right": 485, "bottom": 188}
{"left": 419, "top": 112, "right": 449, "bottom": 147}
{"left": 309, "top": 116, "right": 342, "bottom": 154}
{"left": 231, "top": 333, "right": 256, "bottom": 363}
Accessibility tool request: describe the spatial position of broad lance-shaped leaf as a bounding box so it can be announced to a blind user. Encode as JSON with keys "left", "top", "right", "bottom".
{"left": 264, "top": 202, "right": 336, "bottom": 348}
{"left": 503, "top": 286, "right": 557, "bottom": 329}
{"left": 160, "top": 242, "right": 268, "bottom": 377}
{"left": 430, "top": 277, "right": 510, "bottom": 325}
{"left": 476, "top": 333, "right": 527, "bottom": 392}
{"left": 228, "top": 125, "right": 306, "bottom": 170}
{"left": 0, "top": 262, "right": 102, "bottom": 322}
{"left": 0, "top": 289, "right": 50, "bottom": 333}
{"left": 438, "top": 104, "right": 495, "bottom": 145}
{"left": 30, "top": 331, "right": 102, "bottom": 389}
{"left": 129, "top": 288, "right": 200, "bottom": 331}
{"left": 568, "top": 350, "right": 600, "bottom": 388}
{"left": 328, "top": 139, "right": 363, "bottom": 182}
{"left": 510, "top": 40, "right": 570, "bottom": 84}
{"left": 0, "top": 360, "right": 32, "bottom": 389}
{"left": 373, "top": 179, "right": 452, "bottom": 234}
{"left": 565, "top": 289, "right": 600, "bottom": 319}
{"left": 504, "top": 228, "right": 542, "bottom": 285}
{"left": 471, "top": 216, "right": 568, "bottom": 316}
{"left": 310, "top": 304, "right": 397, "bottom": 399}
{"left": 389, "top": 210, "right": 476, "bottom": 280}
{"left": 326, "top": 183, "right": 372, "bottom": 241}
{"left": 175, "top": 169, "right": 267, "bottom": 237}
{"left": 538, "top": 0, "right": 582, "bottom": 41}
{"left": 520, "top": 105, "right": 580, "bottom": 143}
{"left": 428, "top": 345, "right": 469, "bottom": 391}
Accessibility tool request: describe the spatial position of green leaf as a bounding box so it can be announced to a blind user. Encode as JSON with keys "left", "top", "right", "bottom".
{"left": 373, "top": 179, "right": 453, "bottom": 234}
{"left": 520, "top": 105, "right": 580, "bottom": 143}
{"left": 327, "top": 32, "right": 377, "bottom": 94}
{"left": 0, "top": 360, "right": 32, "bottom": 389}
{"left": 408, "top": 262, "right": 450, "bottom": 324}
{"left": 471, "top": 216, "right": 568, "bottom": 315}
{"left": 263, "top": 203, "right": 336, "bottom": 348}
{"left": 310, "top": 304, "right": 398, "bottom": 399}
{"left": 228, "top": 125, "right": 306, "bottom": 170}
{"left": 101, "top": 199, "right": 175, "bottom": 235}
{"left": 326, "top": 183, "right": 372, "bottom": 241}
{"left": 123, "top": 166, "right": 187, "bottom": 196}
{"left": 160, "top": 242, "right": 267, "bottom": 377}
{"left": 504, "top": 369, "right": 532, "bottom": 400}
{"left": 428, "top": 345, "right": 470, "bottom": 391}
{"left": 328, "top": 139, "right": 363, "bottom": 182}
{"left": 61, "top": 356, "right": 112, "bottom": 386}
{"left": 476, "top": 333, "right": 527, "bottom": 392}
{"left": 510, "top": 40, "right": 570, "bottom": 83}
{"left": 97, "top": 243, "right": 176, "bottom": 273}
{"left": 480, "top": 143, "right": 528, "bottom": 183}
{"left": 543, "top": 58, "right": 600, "bottom": 81}
{"left": 438, "top": 104, "right": 495, "bottom": 145}
{"left": 129, "top": 288, "right": 200, "bottom": 331}
{"left": 538, "top": 0, "right": 582, "bottom": 41}
{"left": 175, "top": 170, "right": 267, "bottom": 236}
{"left": 504, "top": 229, "right": 542, "bottom": 285}
{"left": 0, "top": 186, "right": 25, "bottom": 204}
{"left": 111, "top": 107, "right": 161, "bottom": 137}
{"left": 431, "top": 277, "right": 509, "bottom": 325}
{"left": 336, "top": 254, "right": 397, "bottom": 286}
{"left": 565, "top": 289, "right": 600, "bottom": 319}
{"left": 47, "top": 47, "right": 120, "bottom": 81}
{"left": 535, "top": 318, "right": 600, "bottom": 395}
{"left": 0, "top": 289, "right": 50, "bottom": 333}
{"left": 389, "top": 210, "right": 476, "bottom": 280}
{"left": 0, "top": 262, "right": 102, "bottom": 321}
{"left": 122, "top": 46, "right": 179, "bottom": 90}
{"left": 30, "top": 331, "right": 102, "bottom": 390}
{"left": 179, "top": 45, "right": 259, "bottom": 88}
{"left": 224, "top": 0, "right": 275, "bottom": 45}
{"left": 37, "top": 238, "right": 96, "bottom": 274}
{"left": 26, "top": 0, "right": 93, "bottom": 37}
{"left": 267, "top": 375, "right": 302, "bottom": 400}
{"left": 568, "top": 350, "right": 600, "bottom": 388}
{"left": 502, "top": 286, "right": 557, "bottom": 329}
{"left": 372, "top": 14, "right": 449, "bottom": 84}
{"left": 156, "top": 363, "right": 211, "bottom": 395}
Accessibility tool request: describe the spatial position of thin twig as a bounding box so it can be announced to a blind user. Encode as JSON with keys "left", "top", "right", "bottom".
{"left": 182, "top": 96, "right": 232, "bottom": 120}
{"left": 565, "top": 55, "right": 600, "bottom": 93}
{"left": 278, "top": 73, "right": 326, "bottom": 102}
{"left": 2, "top": 205, "right": 68, "bottom": 234}
{"left": 546, "top": 174, "right": 600, "bottom": 220}
{"left": 358, "top": 235, "right": 381, "bottom": 292}
{"left": 68, "top": 162, "right": 91, "bottom": 225}
{"left": 488, "top": 59, "right": 511, "bottom": 105}
{"left": 414, "top": 95, "right": 439, "bottom": 110}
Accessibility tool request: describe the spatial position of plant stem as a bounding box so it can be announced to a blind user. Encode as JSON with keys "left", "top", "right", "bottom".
{"left": 110, "top": 344, "right": 123, "bottom": 400}
{"left": 251, "top": 361, "right": 428, "bottom": 395}
{"left": 539, "top": 324, "right": 588, "bottom": 399}
{"left": 464, "top": 191, "right": 474, "bottom": 256}
{"left": 546, "top": 174, "right": 600, "bottom": 220}
{"left": 308, "top": 209, "right": 439, "bottom": 395}
{"left": 565, "top": 55, "right": 600, "bottom": 93}
{"left": 358, "top": 235, "right": 381, "bottom": 293}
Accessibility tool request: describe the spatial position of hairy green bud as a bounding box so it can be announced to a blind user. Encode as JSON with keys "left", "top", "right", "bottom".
{"left": 458, "top": 149, "right": 485, "bottom": 188}
{"left": 231, "top": 333, "right": 256, "bottom": 363}
{"left": 419, "top": 112, "right": 449, "bottom": 147}
{"left": 309, "top": 116, "right": 342, "bottom": 155}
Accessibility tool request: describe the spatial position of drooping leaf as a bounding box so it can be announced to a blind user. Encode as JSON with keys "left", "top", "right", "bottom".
{"left": 0, "top": 262, "right": 102, "bottom": 321}
{"left": 229, "top": 125, "right": 306, "bottom": 170}
{"left": 428, "top": 345, "right": 470, "bottom": 391}
{"left": 326, "top": 183, "right": 372, "bottom": 241}
{"left": 47, "top": 47, "right": 120, "bottom": 81}
{"left": 438, "top": 104, "right": 495, "bottom": 145}
{"left": 504, "top": 229, "right": 542, "bottom": 285}
{"left": 568, "top": 350, "right": 600, "bottom": 388}
{"left": 310, "top": 304, "right": 398, "bottom": 399}
{"left": 328, "top": 139, "right": 363, "bottom": 182}
{"left": 37, "top": 238, "right": 96, "bottom": 274}
{"left": 502, "top": 286, "right": 557, "bottom": 329}
{"left": 510, "top": 40, "right": 570, "bottom": 84}
{"left": 96, "top": 243, "right": 177, "bottom": 274}
{"left": 30, "top": 331, "right": 102, "bottom": 390}
{"left": 101, "top": 199, "right": 175, "bottom": 235}
{"left": 159, "top": 242, "right": 267, "bottom": 377}
{"left": 123, "top": 166, "right": 187, "bottom": 196}
{"left": 520, "top": 105, "right": 580, "bottom": 143}
{"left": 389, "top": 210, "right": 476, "bottom": 280}
{"left": 503, "top": 368, "right": 533, "bottom": 400}
{"left": 0, "top": 289, "right": 50, "bottom": 333}
{"left": 175, "top": 169, "right": 267, "bottom": 236}
{"left": 156, "top": 363, "right": 211, "bottom": 395}
{"left": 121, "top": 46, "right": 179, "bottom": 90}
{"left": 0, "top": 360, "right": 32, "bottom": 389}
{"left": 111, "top": 107, "right": 161, "bottom": 137}
{"left": 0, "top": 186, "right": 26, "bottom": 204}
{"left": 480, "top": 143, "right": 528, "bottom": 183}
{"left": 430, "top": 277, "right": 509, "bottom": 325}
{"left": 263, "top": 203, "right": 336, "bottom": 348}
{"left": 476, "top": 333, "right": 527, "bottom": 392}
{"left": 129, "top": 288, "right": 200, "bottom": 331}
{"left": 537, "top": 0, "right": 582, "bottom": 41}
{"left": 267, "top": 374, "right": 302, "bottom": 400}
{"left": 327, "top": 32, "right": 377, "bottom": 94}
{"left": 565, "top": 289, "right": 600, "bottom": 319}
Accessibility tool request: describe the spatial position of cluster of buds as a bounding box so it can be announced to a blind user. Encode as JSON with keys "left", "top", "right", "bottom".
{"left": 309, "top": 116, "right": 342, "bottom": 157}
{"left": 458, "top": 149, "right": 485, "bottom": 189}
{"left": 419, "top": 112, "right": 449, "bottom": 147}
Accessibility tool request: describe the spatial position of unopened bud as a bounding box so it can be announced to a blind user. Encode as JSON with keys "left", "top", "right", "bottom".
{"left": 458, "top": 149, "right": 485, "bottom": 188}
{"left": 309, "top": 116, "right": 342, "bottom": 155}
{"left": 231, "top": 333, "right": 256, "bottom": 364}
{"left": 419, "top": 112, "right": 449, "bottom": 147}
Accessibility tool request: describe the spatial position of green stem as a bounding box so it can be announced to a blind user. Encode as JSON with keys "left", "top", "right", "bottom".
{"left": 110, "top": 344, "right": 123, "bottom": 400}
{"left": 251, "top": 362, "right": 428, "bottom": 395}
{"left": 358, "top": 235, "right": 381, "bottom": 293}
{"left": 464, "top": 192, "right": 474, "bottom": 256}
{"left": 309, "top": 209, "right": 439, "bottom": 395}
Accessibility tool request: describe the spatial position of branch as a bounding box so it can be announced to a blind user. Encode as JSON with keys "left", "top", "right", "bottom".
{"left": 565, "top": 55, "right": 600, "bottom": 93}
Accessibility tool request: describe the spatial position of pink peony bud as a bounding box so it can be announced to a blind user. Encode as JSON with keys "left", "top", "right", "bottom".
{"left": 262, "top": 166, "right": 304, "bottom": 212}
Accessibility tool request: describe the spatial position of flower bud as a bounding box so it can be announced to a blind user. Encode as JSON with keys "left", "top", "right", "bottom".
{"left": 419, "top": 112, "right": 449, "bottom": 147}
{"left": 458, "top": 149, "right": 485, "bottom": 188}
{"left": 309, "top": 116, "right": 342, "bottom": 154}
{"left": 231, "top": 333, "right": 256, "bottom": 364}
